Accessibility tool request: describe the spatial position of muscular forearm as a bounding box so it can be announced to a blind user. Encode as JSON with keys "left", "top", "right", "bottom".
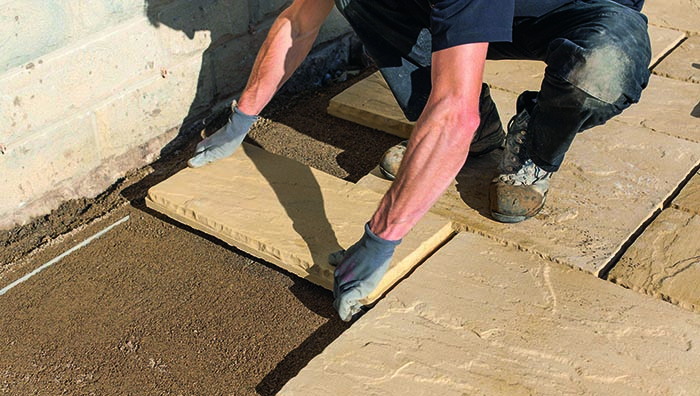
{"left": 369, "top": 43, "right": 489, "bottom": 241}
{"left": 369, "top": 101, "right": 479, "bottom": 240}
{"left": 237, "top": 0, "right": 334, "bottom": 115}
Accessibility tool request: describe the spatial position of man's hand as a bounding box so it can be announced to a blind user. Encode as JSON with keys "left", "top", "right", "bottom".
{"left": 330, "top": 223, "right": 401, "bottom": 321}
{"left": 188, "top": 102, "right": 258, "bottom": 168}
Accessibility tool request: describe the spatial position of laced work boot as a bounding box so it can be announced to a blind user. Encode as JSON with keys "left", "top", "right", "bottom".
{"left": 379, "top": 83, "right": 505, "bottom": 180}
{"left": 489, "top": 101, "right": 552, "bottom": 223}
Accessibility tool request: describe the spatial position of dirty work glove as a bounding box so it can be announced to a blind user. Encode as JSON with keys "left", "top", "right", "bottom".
{"left": 329, "top": 223, "right": 401, "bottom": 322}
{"left": 188, "top": 102, "right": 258, "bottom": 168}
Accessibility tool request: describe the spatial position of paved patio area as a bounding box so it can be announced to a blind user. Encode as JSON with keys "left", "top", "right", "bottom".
{"left": 146, "top": 2, "right": 700, "bottom": 394}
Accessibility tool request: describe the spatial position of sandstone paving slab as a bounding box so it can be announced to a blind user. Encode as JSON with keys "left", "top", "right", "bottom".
{"left": 483, "top": 60, "right": 544, "bottom": 94}
{"left": 358, "top": 113, "right": 700, "bottom": 275}
{"left": 644, "top": 0, "right": 700, "bottom": 35}
{"left": 653, "top": 35, "right": 700, "bottom": 84}
{"left": 648, "top": 25, "right": 688, "bottom": 68}
{"left": 327, "top": 71, "right": 414, "bottom": 139}
{"left": 608, "top": 208, "right": 700, "bottom": 313}
{"left": 606, "top": 75, "right": 700, "bottom": 144}
{"left": 145, "top": 143, "right": 454, "bottom": 304}
{"left": 280, "top": 233, "right": 700, "bottom": 396}
{"left": 673, "top": 169, "right": 700, "bottom": 214}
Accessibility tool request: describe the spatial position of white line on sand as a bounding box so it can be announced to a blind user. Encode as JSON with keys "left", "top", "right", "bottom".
{"left": 0, "top": 215, "right": 130, "bottom": 296}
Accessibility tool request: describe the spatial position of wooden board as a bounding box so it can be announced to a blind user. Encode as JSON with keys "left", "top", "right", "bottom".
{"left": 145, "top": 143, "right": 454, "bottom": 305}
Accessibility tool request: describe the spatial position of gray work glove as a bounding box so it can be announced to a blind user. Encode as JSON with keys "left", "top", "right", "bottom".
{"left": 329, "top": 223, "right": 401, "bottom": 322}
{"left": 188, "top": 103, "right": 258, "bottom": 168}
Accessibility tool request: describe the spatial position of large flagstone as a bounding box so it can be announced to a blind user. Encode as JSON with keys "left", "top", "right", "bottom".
{"left": 645, "top": 0, "right": 700, "bottom": 34}
{"left": 608, "top": 208, "right": 700, "bottom": 313}
{"left": 652, "top": 35, "right": 700, "bottom": 84}
{"left": 281, "top": 233, "right": 700, "bottom": 396}
{"left": 615, "top": 75, "right": 700, "bottom": 143}
{"left": 146, "top": 143, "right": 454, "bottom": 304}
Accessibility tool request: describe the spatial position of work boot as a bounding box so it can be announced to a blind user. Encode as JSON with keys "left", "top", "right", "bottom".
{"left": 489, "top": 95, "right": 552, "bottom": 223}
{"left": 379, "top": 83, "right": 505, "bottom": 180}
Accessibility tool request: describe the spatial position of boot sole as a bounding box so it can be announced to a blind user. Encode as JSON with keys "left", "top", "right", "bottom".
{"left": 490, "top": 196, "right": 546, "bottom": 223}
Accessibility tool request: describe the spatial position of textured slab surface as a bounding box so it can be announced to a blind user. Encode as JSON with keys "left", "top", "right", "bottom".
{"left": 281, "top": 233, "right": 700, "bottom": 396}
{"left": 359, "top": 112, "right": 700, "bottom": 274}
{"left": 647, "top": 25, "right": 688, "bottom": 68}
{"left": 653, "top": 35, "right": 700, "bottom": 83}
{"left": 327, "top": 72, "right": 414, "bottom": 139}
{"left": 673, "top": 169, "right": 700, "bottom": 214}
{"left": 616, "top": 75, "right": 700, "bottom": 143}
{"left": 608, "top": 208, "right": 700, "bottom": 312}
{"left": 645, "top": 0, "right": 700, "bottom": 34}
{"left": 146, "top": 144, "right": 454, "bottom": 304}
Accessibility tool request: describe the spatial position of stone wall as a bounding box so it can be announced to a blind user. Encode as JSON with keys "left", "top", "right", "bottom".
{"left": 0, "top": 0, "right": 353, "bottom": 230}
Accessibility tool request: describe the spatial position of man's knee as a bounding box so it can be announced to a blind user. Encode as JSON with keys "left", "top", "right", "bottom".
{"left": 546, "top": 19, "right": 650, "bottom": 109}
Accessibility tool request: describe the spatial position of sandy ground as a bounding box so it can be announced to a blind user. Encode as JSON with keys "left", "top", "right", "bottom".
{"left": 0, "top": 68, "right": 403, "bottom": 395}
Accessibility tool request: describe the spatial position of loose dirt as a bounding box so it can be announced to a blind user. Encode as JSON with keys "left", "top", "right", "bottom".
{"left": 0, "top": 67, "right": 403, "bottom": 395}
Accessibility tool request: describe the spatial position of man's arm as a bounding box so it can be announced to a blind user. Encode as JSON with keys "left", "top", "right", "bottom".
{"left": 332, "top": 42, "right": 489, "bottom": 320}
{"left": 369, "top": 42, "right": 489, "bottom": 240}
{"left": 237, "top": 0, "right": 335, "bottom": 115}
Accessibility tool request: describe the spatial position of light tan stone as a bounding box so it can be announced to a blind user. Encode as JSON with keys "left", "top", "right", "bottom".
{"left": 359, "top": 106, "right": 700, "bottom": 274}
{"left": 146, "top": 143, "right": 454, "bottom": 304}
{"left": 484, "top": 59, "right": 545, "bottom": 94}
{"left": 281, "top": 233, "right": 700, "bottom": 396}
{"left": 645, "top": 0, "right": 700, "bottom": 35}
{"left": 648, "top": 25, "right": 687, "bottom": 68}
{"left": 327, "top": 72, "right": 414, "bottom": 139}
{"left": 608, "top": 208, "right": 700, "bottom": 312}
{"left": 673, "top": 170, "right": 700, "bottom": 214}
{"left": 653, "top": 35, "right": 700, "bottom": 84}
{"left": 616, "top": 75, "right": 700, "bottom": 143}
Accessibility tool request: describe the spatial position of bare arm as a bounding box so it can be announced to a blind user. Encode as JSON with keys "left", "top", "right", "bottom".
{"left": 369, "top": 42, "right": 489, "bottom": 240}
{"left": 236, "top": 0, "right": 335, "bottom": 115}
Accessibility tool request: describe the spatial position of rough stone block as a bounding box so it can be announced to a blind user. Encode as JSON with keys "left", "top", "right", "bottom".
{"left": 608, "top": 208, "right": 700, "bottom": 312}
{"left": 653, "top": 35, "right": 700, "bottom": 84}
{"left": 0, "top": 114, "right": 99, "bottom": 228}
{"left": 644, "top": 0, "right": 700, "bottom": 34}
{"left": 145, "top": 143, "right": 454, "bottom": 304}
{"left": 358, "top": 112, "right": 700, "bottom": 275}
{"left": 673, "top": 169, "right": 700, "bottom": 214}
{"left": 0, "top": 18, "right": 168, "bottom": 141}
{"left": 93, "top": 55, "right": 207, "bottom": 159}
{"left": 615, "top": 75, "right": 700, "bottom": 143}
{"left": 281, "top": 233, "right": 700, "bottom": 395}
